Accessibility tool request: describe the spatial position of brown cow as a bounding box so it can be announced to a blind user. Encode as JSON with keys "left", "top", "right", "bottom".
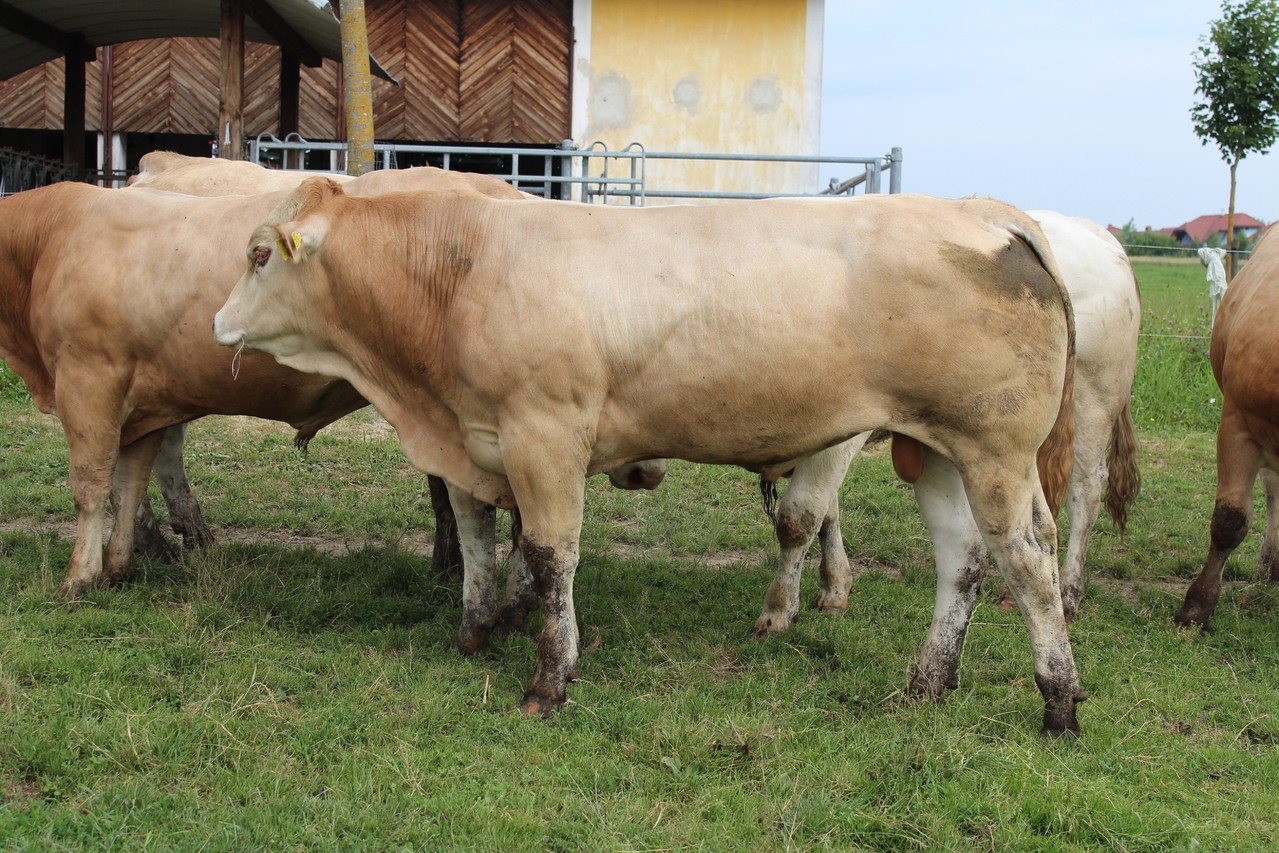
{"left": 1176, "top": 229, "right": 1279, "bottom": 629}
{"left": 215, "top": 180, "right": 1086, "bottom": 733}
{"left": 0, "top": 163, "right": 531, "bottom": 600}
{"left": 127, "top": 153, "right": 534, "bottom": 569}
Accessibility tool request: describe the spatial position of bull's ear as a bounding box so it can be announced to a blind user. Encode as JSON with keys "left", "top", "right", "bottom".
{"left": 272, "top": 216, "right": 327, "bottom": 264}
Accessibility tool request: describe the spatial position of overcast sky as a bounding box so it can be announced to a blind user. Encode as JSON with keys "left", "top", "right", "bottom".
{"left": 819, "top": 0, "right": 1279, "bottom": 229}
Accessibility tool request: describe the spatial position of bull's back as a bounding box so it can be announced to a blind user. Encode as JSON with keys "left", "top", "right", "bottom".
{"left": 489, "top": 195, "right": 1072, "bottom": 466}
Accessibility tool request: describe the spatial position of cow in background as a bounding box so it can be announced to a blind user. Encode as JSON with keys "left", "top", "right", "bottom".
{"left": 1177, "top": 227, "right": 1279, "bottom": 629}
{"left": 215, "top": 182, "right": 1086, "bottom": 733}
{"left": 754, "top": 210, "right": 1140, "bottom": 698}
{"left": 126, "top": 152, "right": 535, "bottom": 574}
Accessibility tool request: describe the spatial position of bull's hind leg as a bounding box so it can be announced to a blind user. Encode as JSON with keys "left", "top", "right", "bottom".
{"left": 754, "top": 437, "right": 866, "bottom": 636}
{"left": 103, "top": 430, "right": 166, "bottom": 585}
{"left": 54, "top": 379, "right": 129, "bottom": 599}
{"left": 1059, "top": 407, "right": 1112, "bottom": 622}
{"left": 962, "top": 461, "right": 1084, "bottom": 735}
{"left": 814, "top": 492, "right": 852, "bottom": 613}
{"left": 445, "top": 481, "right": 499, "bottom": 653}
{"left": 1176, "top": 409, "right": 1263, "bottom": 629}
{"left": 907, "top": 450, "right": 988, "bottom": 699}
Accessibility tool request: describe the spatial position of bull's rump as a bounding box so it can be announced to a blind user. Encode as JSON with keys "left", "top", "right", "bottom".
{"left": 439, "top": 194, "right": 1070, "bottom": 472}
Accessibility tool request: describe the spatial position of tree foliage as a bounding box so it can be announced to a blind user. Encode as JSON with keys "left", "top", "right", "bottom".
{"left": 1191, "top": 0, "right": 1279, "bottom": 164}
{"left": 1190, "top": 0, "right": 1279, "bottom": 274}
{"left": 1112, "top": 220, "right": 1184, "bottom": 257}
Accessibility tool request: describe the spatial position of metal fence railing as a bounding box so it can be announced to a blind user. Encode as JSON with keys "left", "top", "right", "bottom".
{"left": 0, "top": 149, "right": 82, "bottom": 196}
{"left": 246, "top": 134, "right": 903, "bottom": 204}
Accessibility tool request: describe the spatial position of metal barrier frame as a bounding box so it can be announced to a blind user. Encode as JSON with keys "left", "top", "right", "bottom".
{"left": 0, "top": 148, "right": 82, "bottom": 196}
{"left": 247, "top": 134, "right": 902, "bottom": 203}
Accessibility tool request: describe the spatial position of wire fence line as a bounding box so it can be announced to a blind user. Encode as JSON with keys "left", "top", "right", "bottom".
{"left": 1122, "top": 242, "right": 1253, "bottom": 256}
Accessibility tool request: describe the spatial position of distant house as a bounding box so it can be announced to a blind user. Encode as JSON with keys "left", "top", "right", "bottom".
{"left": 1167, "top": 213, "right": 1265, "bottom": 246}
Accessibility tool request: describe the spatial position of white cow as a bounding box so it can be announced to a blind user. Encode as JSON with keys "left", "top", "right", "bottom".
{"left": 753, "top": 210, "right": 1140, "bottom": 698}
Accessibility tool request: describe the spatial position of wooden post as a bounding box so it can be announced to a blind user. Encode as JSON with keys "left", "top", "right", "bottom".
{"left": 338, "top": 0, "right": 375, "bottom": 176}
{"left": 62, "top": 34, "right": 87, "bottom": 173}
{"left": 100, "top": 45, "right": 114, "bottom": 182}
{"left": 280, "top": 50, "right": 302, "bottom": 169}
{"left": 218, "top": 0, "right": 246, "bottom": 160}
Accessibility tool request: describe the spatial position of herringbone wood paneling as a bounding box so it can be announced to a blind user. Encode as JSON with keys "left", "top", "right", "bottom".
{"left": 460, "top": 0, "right": 569, "bottom": 143}
{"left": 405, "top": 0, "right": 463, "bottom": 140}
{"left": 0, "top": 1, "right": 571, "bottom": 146}
{"left": 0, "top": 64, "right": 59, "bottom": 129}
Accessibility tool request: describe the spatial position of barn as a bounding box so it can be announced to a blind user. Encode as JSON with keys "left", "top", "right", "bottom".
{"left": 0, "top": 0, "right": 849, "bottom": 198}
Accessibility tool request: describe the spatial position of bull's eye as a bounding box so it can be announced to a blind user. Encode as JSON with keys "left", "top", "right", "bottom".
{"left": 252, "top": 245, "right": 271, "bottom": 269}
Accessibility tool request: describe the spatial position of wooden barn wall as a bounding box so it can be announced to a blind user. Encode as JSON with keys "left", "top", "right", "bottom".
{"left": 0, "top": 0, "right": 570, "bottom": 145}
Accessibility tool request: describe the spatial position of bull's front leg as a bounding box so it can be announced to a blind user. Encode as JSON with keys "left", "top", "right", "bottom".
{"left": 444, "top": 481, "right": 499, "bottom": 653}
{"left": 500, "top": 434, "right": 589, "bottom": 716}
{"left": 53, "top": 378, "right": 129, "bottom": 600}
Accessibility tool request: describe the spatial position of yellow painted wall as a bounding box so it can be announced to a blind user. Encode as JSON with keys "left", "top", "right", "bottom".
{"left": 574, "top": 0, "right": 822, "bottom": 200}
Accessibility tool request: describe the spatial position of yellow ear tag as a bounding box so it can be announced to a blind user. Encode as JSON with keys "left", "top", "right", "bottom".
{"left": 276, "top": 238, "right": 291, "bottom": 260}
{"left": 292, "top": 232, "right": 303, "bottom": 252}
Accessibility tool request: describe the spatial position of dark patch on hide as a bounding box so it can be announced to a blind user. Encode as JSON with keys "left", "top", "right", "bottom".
{"left": 776, "top": 507, "right": 819, "bottom": 549}
{"left": 1210, "top": 501, "right": 1250, "bottom": 551}
{"left": 445, "top": 243, "right": 474, "bottom": 276}
{"left": 940, "top": 235, "right": 1057, "bottom": 308}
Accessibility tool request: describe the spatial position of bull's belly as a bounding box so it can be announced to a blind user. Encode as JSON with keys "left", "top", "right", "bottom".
{"left": 591, "top": 396, "right": 889, "bottom": 473}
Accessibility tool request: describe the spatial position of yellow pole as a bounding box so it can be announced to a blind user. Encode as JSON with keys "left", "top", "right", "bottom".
{"left": 339, "top": 0, "right": 375, "bottom": 176}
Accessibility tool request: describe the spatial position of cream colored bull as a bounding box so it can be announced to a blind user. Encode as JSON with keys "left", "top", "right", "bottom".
{"left": 214, "top": 179, "right": 1087, "bottom": 734}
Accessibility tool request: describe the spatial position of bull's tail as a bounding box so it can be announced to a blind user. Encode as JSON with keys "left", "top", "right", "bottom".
{"left": 1103, "top": 398, "right": 1141, "bottom": 537}
{"left": 1002, "top": 212, "right": 1077, "bottom": 517}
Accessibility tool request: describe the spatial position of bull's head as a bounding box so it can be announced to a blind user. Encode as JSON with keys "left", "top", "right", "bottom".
{"left": 213, "top": 177, "right": 342, "bottom": 361}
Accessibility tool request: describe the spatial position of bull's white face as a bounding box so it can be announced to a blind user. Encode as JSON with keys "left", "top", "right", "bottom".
{"left": 214, "top": 226, "right": 324, "bottom": 361}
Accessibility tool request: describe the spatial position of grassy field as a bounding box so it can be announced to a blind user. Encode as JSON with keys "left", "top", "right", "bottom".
{"left": 0, "top": 256, "right": 1276, "bottom": 851}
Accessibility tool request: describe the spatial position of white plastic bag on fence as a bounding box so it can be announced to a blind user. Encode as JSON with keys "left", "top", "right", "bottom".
{"left": 1199, "top": 247, "right": 1228, "bottom": 326}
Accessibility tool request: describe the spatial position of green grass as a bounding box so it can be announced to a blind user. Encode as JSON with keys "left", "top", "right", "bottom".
{"left": 0, "top": 257, "right": 1276, "bottom": 850}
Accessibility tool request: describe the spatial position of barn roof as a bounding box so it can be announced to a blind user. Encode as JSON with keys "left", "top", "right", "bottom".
{"left": 0, "top": 0, "right": 393, "bottom": 82}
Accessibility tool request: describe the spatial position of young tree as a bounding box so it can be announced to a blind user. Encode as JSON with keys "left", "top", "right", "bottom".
{"left": 1191, "top": 0, "right": 1279, "bottom": 277}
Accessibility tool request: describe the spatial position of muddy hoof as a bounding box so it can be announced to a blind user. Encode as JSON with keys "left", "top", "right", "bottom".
{"left": 906, "top": 671, "right": 956, "bottom": 701}
{"left": 751, "top": 612, "right": 796, "bottom": 638}
{"left": 812, "top": 594, "right": 849, "bottom": 614}
{"left": 1041, "top": 708, "right": 1082, "bottom": 738}
{"left": 1173, "top": 607, "right": 1211, "bottom": 631}
{"left": 456, "top": 625, "right": 492, "bottom": 655}
{"left": 520, "top": 691, "right": 562, "bottom": 718}
{"left": 54, "top": 577, "right": 93, "bottom": 601}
